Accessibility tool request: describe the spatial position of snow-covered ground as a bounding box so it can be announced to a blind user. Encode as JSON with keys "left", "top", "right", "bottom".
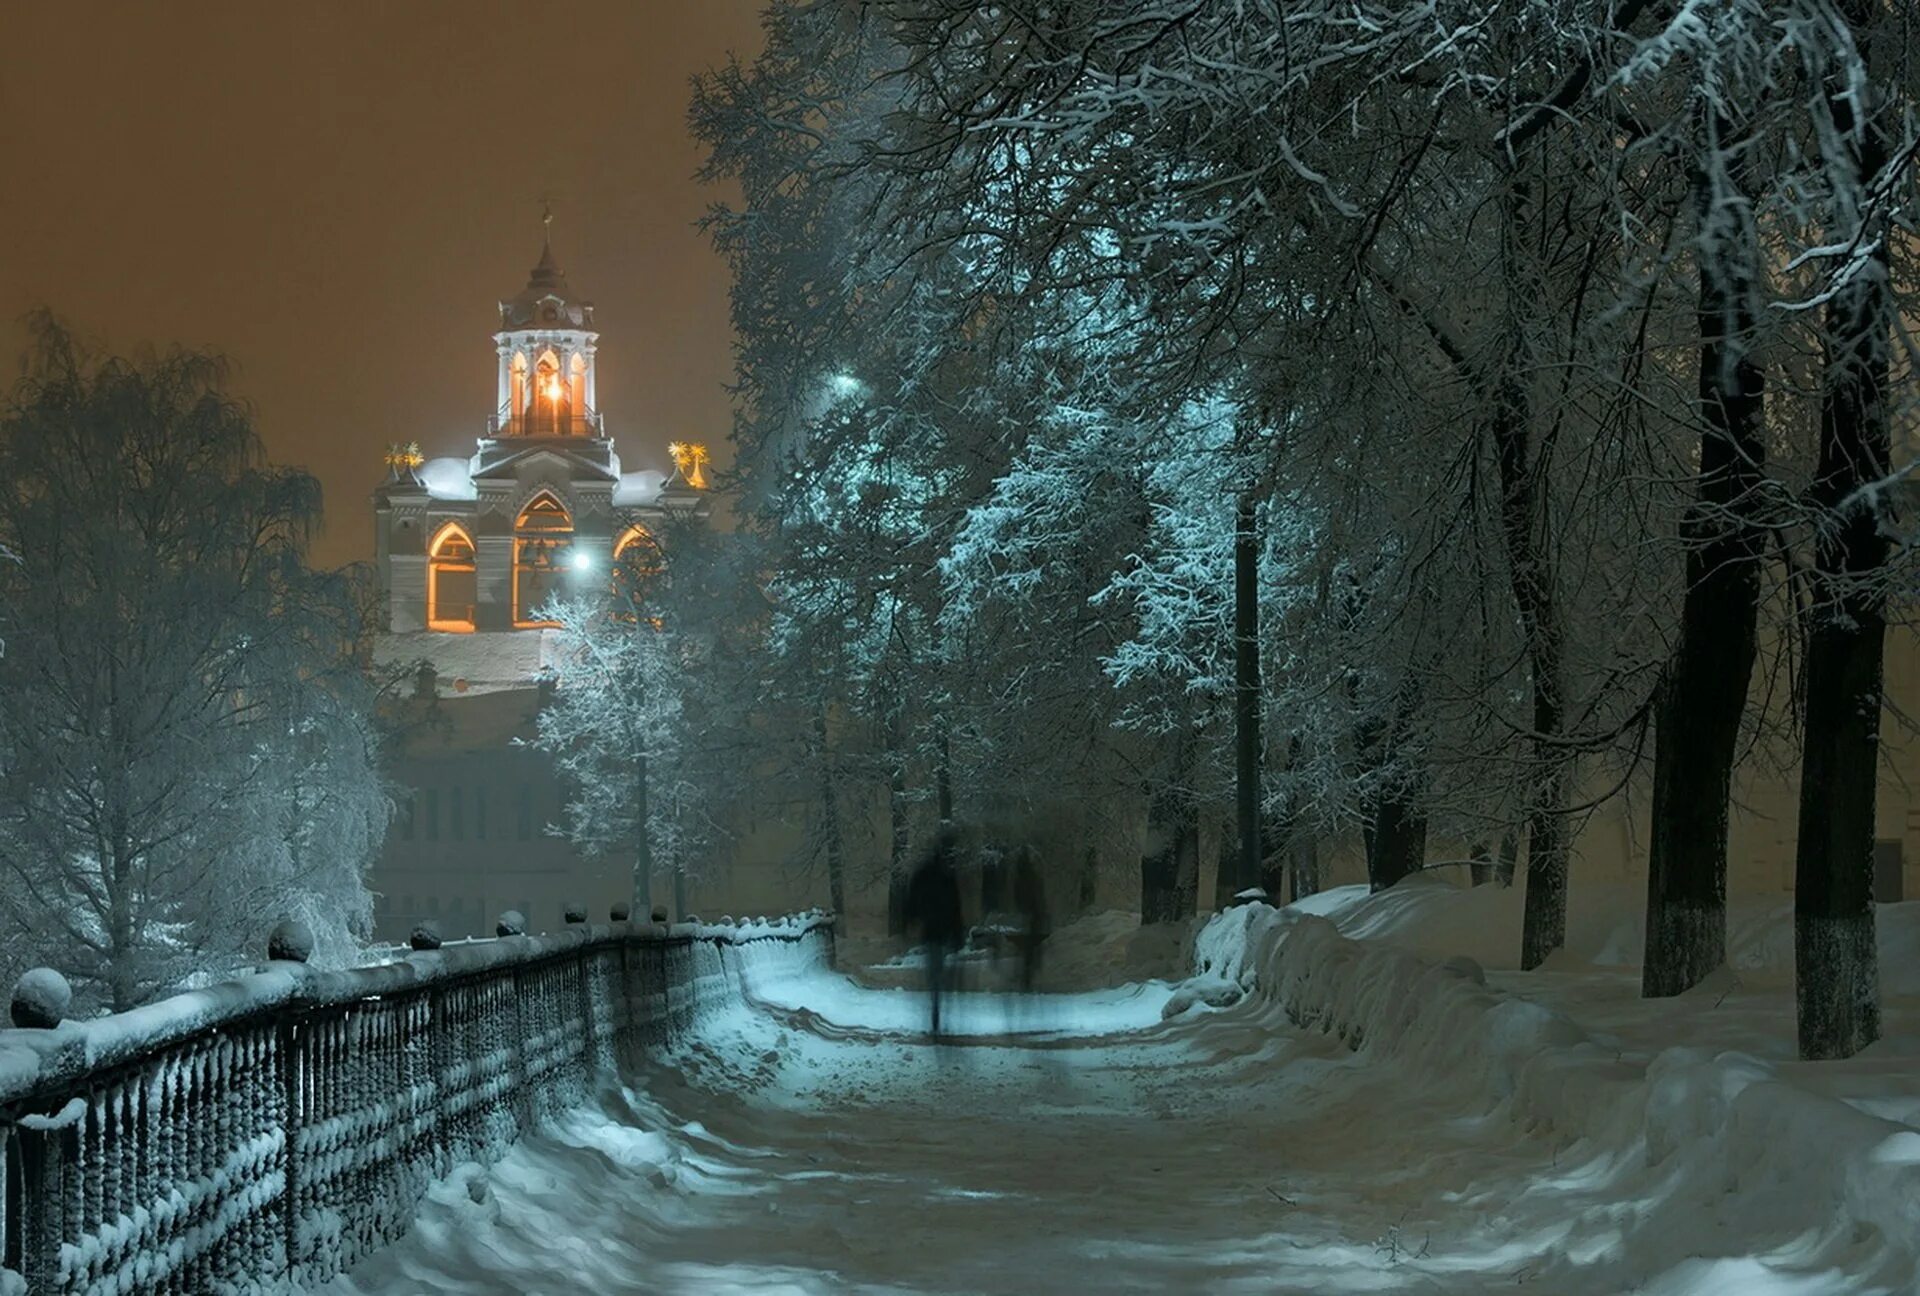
{"left": 313, "top": 883, "right": 1920, "bottom": 1295}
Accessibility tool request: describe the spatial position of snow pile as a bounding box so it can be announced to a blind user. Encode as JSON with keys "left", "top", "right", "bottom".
{"left": 1202, "top": 903, "right": 1920, "bottom": 1284}
{"left": 1160, "top": 902, "right": 1284, "bottom": 1018}
{"left": 10, "top": 968, "right": 72, "bottom": 1029}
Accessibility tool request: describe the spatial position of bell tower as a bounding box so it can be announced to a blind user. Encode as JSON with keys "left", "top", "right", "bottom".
{"left": 492, "top": 210, "right": 599, "bottom": 438}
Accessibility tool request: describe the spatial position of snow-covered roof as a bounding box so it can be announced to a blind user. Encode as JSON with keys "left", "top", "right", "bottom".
{"left": 614, "top": 468, "right": 667, "bottom": 506}
{"left": 419, "top": 456, "right": 478, "bottom": 501}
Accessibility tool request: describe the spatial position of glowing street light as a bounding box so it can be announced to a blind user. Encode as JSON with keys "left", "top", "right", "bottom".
{"left": 569, "top": 549, "right": 594, "bottom": 573}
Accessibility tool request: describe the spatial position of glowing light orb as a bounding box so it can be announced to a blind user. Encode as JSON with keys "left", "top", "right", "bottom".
{"left": 569, "top": 549, "right": 594, "bottom": 573}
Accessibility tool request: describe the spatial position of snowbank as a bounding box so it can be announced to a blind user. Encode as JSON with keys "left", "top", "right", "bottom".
{"left": 1201, "top": 903, "right": 1920, "bottom": 1280}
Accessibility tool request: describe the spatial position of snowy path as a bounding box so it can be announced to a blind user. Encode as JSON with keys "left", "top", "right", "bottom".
{"left": 317, "top": 966, "right": 1898, "bottom": 1295}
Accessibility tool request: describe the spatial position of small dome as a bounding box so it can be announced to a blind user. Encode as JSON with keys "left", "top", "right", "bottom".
{"left": 500, "top": 235, "right": 593, "bottom": 330}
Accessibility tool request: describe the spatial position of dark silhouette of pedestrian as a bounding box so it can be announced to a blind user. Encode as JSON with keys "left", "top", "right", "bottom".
{"left": 903, "top": 827, "right": 965, "bottom": 1036}
{"left": 1011, "top": 845, "right": 1050, "bottom": 993}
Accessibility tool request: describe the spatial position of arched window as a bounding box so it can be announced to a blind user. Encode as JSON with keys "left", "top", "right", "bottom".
{"left": 509, "top": 352, "right": 530, "bottom": 425}
{"left": 513, "top": 491, "right": 573, "bottom": 627}
{"left": 569, "top": 352, "right": 588, "bottom": 430}
{"left": 533, "top": 349, "right": 564, "bottom": 434}
{"left": 428, "top": 523, "right": 477, "bottom": 632}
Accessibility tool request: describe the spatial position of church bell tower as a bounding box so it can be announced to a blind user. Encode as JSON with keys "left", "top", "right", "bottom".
{"left": 492, "top": 211, "right": 600, "bottom": 438}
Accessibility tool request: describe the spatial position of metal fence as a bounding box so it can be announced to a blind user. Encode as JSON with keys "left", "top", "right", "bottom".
{"left": 0, "top": 916, "right": 831, "bottom": 1295}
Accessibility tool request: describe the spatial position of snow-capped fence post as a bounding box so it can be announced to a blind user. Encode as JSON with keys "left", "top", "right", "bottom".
{"left": 278, "top": 1013, "right": 302, "bottom": 1286}
{"left": 0, "top": 912, "right": 833, "bottom": 1293}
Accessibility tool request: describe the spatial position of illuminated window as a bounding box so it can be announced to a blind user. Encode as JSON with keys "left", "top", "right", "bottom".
{"left": 532, "top": 348, "right": 564, "bottom": 434}
{"left": 569, "top": 352, "right": 588, "bottom": 427}
{"left": 513, "top": 492, "right": 573, "bottom": 627}
{"left": 427, "top": 523, "right": 477, "bottom": 632}
{"left": 509, "top": 352, "right": 530, "bottom": 424}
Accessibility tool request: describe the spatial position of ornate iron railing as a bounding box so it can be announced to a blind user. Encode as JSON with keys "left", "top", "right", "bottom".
{"left": 0, "top": 913, "right": 831, "bottom": 1294}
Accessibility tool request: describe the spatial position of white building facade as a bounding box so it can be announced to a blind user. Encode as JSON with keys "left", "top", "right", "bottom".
{"left": 374, "top": 233, "right": 707, "bottom": 634}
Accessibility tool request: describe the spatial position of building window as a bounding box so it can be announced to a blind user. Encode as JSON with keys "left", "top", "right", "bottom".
{"left": 517, "top": 783, "right": 533, "bottom": 841}
{"left": 427, "top": 523, "right": 477, "bottom": 632}
{"left": 513, "top": 492, "right": 573, "bottom": 627}
{"left": 451, "top": 786, "right": 465, "bottom": 841}
{"left": 425, "top": 788, "right": 440, "bottom": 842}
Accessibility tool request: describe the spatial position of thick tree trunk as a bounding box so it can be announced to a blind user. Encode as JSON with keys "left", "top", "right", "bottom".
{"left": 1078, "top": 844, "right": 1098, "bottom": 912}
{"left": 1797, "top": 1, "right": 1890, "bottom": 1060}
{"left": 1643, "top": 135, "right": 1766, "bottom": 999}
{"left": 1231, "top": 491, "right": 1262, "bottom": 900}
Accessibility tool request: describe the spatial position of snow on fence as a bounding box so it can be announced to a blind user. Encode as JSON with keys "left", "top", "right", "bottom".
{"left": 0, "top": 911, "right": 833, "bottom": 1295}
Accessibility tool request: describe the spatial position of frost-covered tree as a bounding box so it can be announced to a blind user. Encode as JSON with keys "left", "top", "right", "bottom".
{"left": 0, "top": 317, "right": 385, "bottom": 1009}
{"left": 694, "top": 1, "right": 1919, "bottom": 1006}
{"left": 530, "top": 537, "right": 715, "bottom": 918}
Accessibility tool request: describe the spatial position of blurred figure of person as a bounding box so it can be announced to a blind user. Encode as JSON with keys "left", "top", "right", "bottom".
{"left": 1011, "top": 844, "right": 1050, "bottom": 993}
{"left": 904, "top": 827, "right": 965, "bottom": 1036}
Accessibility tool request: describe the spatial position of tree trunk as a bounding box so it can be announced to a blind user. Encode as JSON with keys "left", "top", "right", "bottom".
{"left": 1797, "top": 0, "right": 1890, "bottom": 1060}
{"left": 633, "top": 752, "right": 653, "bottom": 917}
{"left": 1491, "top": 174, "right": 1572, "bottom": 972}
{"left": 1078, "top": 844, "right": 1098, "bottom": 913}
{"left": 1643, "top": 129, "right": 1766, "bottom": 999}
{"left": 814, "top": 709, "right": 847, "bottom": 918}
{"left": 1231, "top": 491, "right": 1263, "bottom": 900}
{"left": 1367, "top": 792, "right": 1426, "bottom": 892}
